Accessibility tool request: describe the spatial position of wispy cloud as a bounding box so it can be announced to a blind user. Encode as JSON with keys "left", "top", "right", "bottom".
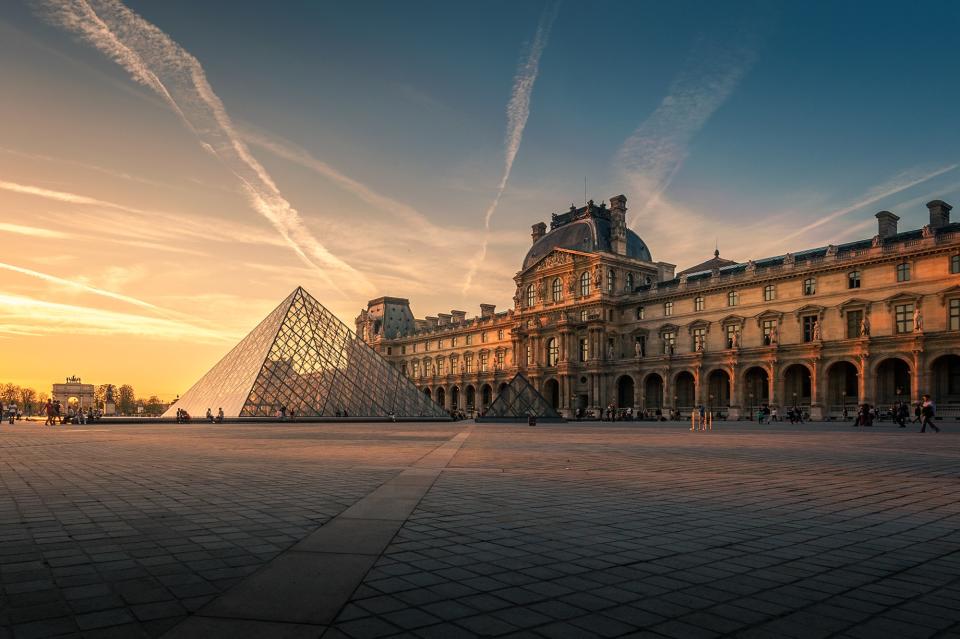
{"left": 0, "top": 222, "right": 67, "bottom": 239}
{"left": 37, "top": 0, "right": 370, "bottom": 293}
{"left": 0, "top": 179, "right": 149, "bottom": 211}
{"left": 0, "top": 293, "right": 232, "bottom": 343}
{"left": 618, "top": 37, "right": 757, "bottom": 223}
{"left": 759, "top": 163, "right": 959, "bottom": 252}
{"left": 0, "top": 260, "right": 161, "bottom": 311}
{"left": 463, "top": 2, "right": 559, "bottom": 293}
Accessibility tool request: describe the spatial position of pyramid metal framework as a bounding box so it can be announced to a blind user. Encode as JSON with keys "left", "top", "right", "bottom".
{"left": 477, "top": 373, "right": 564, "bottom": 422}
{"left": 163, "top": 287, "right": 448, "bottom": 419}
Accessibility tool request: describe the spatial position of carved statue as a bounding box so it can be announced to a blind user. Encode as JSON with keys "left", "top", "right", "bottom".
{"left": 608, "top": 344, "right": 615, "bottom": 360}
{"left": 914, "top": 306, "right": 923, "bottom": 332}
{"left": 513, "top": 284, "right": 522, "bottom": 307}
{"left": 593, "top": 264, "right": 602, "bottom": 288}
{"left": 731, "top": 330, "right": 740, "bottom": 349}
{"left": 105, "top": 384, "right": 115, "bottom": 403}
{"left": 696, "top": 338, "right": 704, "bottom": 352}
{"left": 635, "top": 341, "right": 642, "bottom": 358}
{"left": 431, "top": 365, "right": 437, "bottom": 377}
{"left": 537, "top": 279, "right": 546, "bottom": 302}
{"left": 812, "top": 320, "right": 821, "bottom": 341}
{"left": 769, "top": 324, "right": 779, "bottom": 346}
{"left": 860, "top": 316, "right": 870, "bottom": 337}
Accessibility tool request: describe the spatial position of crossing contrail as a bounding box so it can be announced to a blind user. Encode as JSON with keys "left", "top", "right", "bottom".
{"left": 463, "top": 2, "right": 559, "bottom": 294}
{"left": 36, "top": 0, "right": 371, "bottom": 293}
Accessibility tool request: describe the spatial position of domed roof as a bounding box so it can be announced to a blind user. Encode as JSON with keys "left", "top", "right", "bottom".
{"left": 522, "top": 202, "right": 652, "bottom": 270}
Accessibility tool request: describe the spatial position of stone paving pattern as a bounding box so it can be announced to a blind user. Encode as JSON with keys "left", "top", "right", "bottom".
{"left": 0, "top": 420, "right": 958, "bottom": 638}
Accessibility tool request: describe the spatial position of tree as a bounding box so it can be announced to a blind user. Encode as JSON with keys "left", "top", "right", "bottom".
{"left": 18, "top": 387, "right": 36, "bottom": 414}
{"left": 94, "top": 384, "right": 112, "bottom": 409}
{"left": 0, "top": 383, "right": 19, "bottom": 404}
{"left": 117, "top": 384, "right": 136, "bottom": 415}
{"left": 143, "top": 395, "right": 165, "bottom": 417}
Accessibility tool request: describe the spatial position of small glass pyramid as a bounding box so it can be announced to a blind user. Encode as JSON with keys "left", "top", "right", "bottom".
{"left": 478, "top": 373, "right": 563, "bottom": 422}
{"left": 163, "top": 287, "right": 448, "bottom": 419}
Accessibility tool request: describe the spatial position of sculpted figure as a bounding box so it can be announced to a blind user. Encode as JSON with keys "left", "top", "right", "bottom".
{"left": 812, "top": 320, "right": 821, "bottom": 341}
{"left": 769, "top": 324, "right": 779, "bottom": 345}
{"left": 860, "top": 316, "right": 870, "bottom": 337}
{"left": 914, "top": 307, "right": 923, "bottom": 332}
{"left": 593, "top": 264, "right": 602, "bottom": 287}
{"left": 635, "top": 341, "right": 642, "bottom": 358}
{"left": 731, "top": 330, "right": 740, "bottom": 348}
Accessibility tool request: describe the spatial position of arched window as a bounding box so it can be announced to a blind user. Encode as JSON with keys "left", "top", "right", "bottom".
{"left": 526, "top": 284, "right": 536, "bottom": 307}
{"left": 546, "top": 338, "right": 559, "bottom": 366}
{"left": 803, "top": 277, "right": 816, "bottom": 296}
{"left": 727, "top": 291, "right": 739, "bottom": 307}
{"left": 579, "top": 271, "right": 590, "bottom": 296}
{"left": 626, "top": 273, "right": 635, "bottom": 290}
{"left": 694, "top": 296, "right": 704, "bottom": 312}
{"left": 552, "top": 277, "right": 562, "bottom": 302}
{"left": 607, "top": 269, "right": 616, "bottom": 293}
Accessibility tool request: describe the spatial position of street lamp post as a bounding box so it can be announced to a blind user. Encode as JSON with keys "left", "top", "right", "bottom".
{"left": 842, "top": 391, "right": 847, "bottom": 420}
{"left": 749, "top": 392, "right": 754, "bottom": 421}
{"left": 673, "top": 394, "right": 678, "bottom": 420}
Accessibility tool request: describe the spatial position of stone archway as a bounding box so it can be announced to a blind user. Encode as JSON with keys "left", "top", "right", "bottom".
{"left": 826, "top": 361, "right": 858, "bottom": 414}
{"left": 706, "top": 369, "right": 730, "bottom": 410}
{"left": 875, "top": 358, "right": 911, "bottom": 407}
{"left": 930, "top": 354, "right": 960, "bottom": 411}
{"left": 783, "top": 363, "right": 812, "bottom": 408}
{"left": 423, "top": 387, "right": 432, "bottom": 401}
{"left": 644, "top": 373, "right": 664, "bottom": 409}
{"left": 465, "top": 385, "right": 476, "bottom": 411}
{"left": 435, "top": 387, "right": 446, "bottom": 409}
{"left": 743, "top": 367, "right": 769, "bottom": 411}
{"left": 450, "top": 386, "right": 460, "bottom": 410}
{"left": 543, "top": 378, "right": 560, "bottom": 411}
{"left": 616, "top": 375, "right": 635, "bottom": 408}
{"left": 481, "top": 384, "right": 493, "bottom": 411}
{"left": 674, "top": 371, "right": 695, "bottom": 412}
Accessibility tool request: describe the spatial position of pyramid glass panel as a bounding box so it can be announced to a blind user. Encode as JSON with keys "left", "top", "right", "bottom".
{"left": 164, "top": 287, "right": 448, "bottom": 419}
{"left": 478, "top": 373, "right": 563, "bottom": 422}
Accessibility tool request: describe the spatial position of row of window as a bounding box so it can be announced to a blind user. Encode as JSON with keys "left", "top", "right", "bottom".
{"left": 404, "top": 328, "right": 507, "bottom": 354}
{"left": 526, "top": 270, "right": 654, "bottom": 307}
{"left": 406, "top": 351, "right": 507, "bottom": 376}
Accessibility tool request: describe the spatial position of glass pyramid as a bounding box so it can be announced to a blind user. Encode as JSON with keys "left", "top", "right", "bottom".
{"left": 478, "top": 373, "right": 564, "bottom": 422}
{"left": 163, "top": 287, "right": 448, "bottom": 419}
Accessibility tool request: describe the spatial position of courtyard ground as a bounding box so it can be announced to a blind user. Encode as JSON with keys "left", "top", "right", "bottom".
{"left": 0, "top": 419, "right": 958, "bottom": 639}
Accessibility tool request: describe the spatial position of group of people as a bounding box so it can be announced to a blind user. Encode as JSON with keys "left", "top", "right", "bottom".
{"left": 852, "top": 395, "right": 940, "bottom": 432}
{"left": 40, "top": 399, "right": 101, "bottom": 426}
{"left": 204, "top": 408, "right": 225, "bottom": 423}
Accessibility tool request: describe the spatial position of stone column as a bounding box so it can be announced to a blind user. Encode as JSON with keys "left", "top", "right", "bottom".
{"left": 809, "top": 359, "right": 824, "bottom": 420}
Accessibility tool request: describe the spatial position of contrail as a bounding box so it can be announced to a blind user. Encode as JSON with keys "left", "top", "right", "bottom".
{"left": 0, "top": 260, "right": 160, "bottom": 311}
{"left": 463, "top": 2, "right": 559, "bottom": 294}
{"left": 36, "top": 0, "right": 370, "bottom": 293}
{"left": 618, "top": 37, "right": 757, "bottom": 225}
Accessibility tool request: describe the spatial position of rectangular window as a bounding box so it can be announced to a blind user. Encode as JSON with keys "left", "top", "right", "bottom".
{"left": 495, "top": 351, "right": 505, "bottom": 369}
{"left": 662, "top": 331, "right": 676, "bottom": 354}
{"left": 664, "top": 301, "right": 673, "bottom": 317}
{"left": 401, "top": 345, "right": 406, "bottom": 355}
{"left": 497, "top": 329, "right": 504, "bottom": 340}
{"left": 848, "top": 271, "right": 861, "bottom": 289}
{"left": 802, "top": 315, "right": 817, "bottom": 342}
{"left": 465, "top": 358, "right": 473, "bottom": 374}
{"left": 437, "top": 339, "right": 443, "bottom": 349}
{"left": 762, "top": 319, "right": 776, "bottom": 345}
{"left": 952, "top": 255, "right": 960, "bottom": 274}
{"left": 451, "top": 336, "right": 458, "bottom": 347}
{"left": 896, "top": 263, "right": 911, "bottom": 282}
{"left": 466, "top": 334, "right": 473, "bottom": 345}
{"left": 692, "top": 327, "right": 706, "bottom": 351}
{"left": 846, "top": 310, "right": 863, "bottom": 339}
{"left": 479, "top": 353, "right": 487, "bottom": 372}
{"left": 950, "top": 299, "right": 960, "bottom": 331}
{"left": 526, "top": 345, "right": 533, "bottom": 366}
{"left": 637, "top": 306, "right": 645, "bottom": 320}
{"left": 764, "top": 284, "right": 775, "bottom": 301}
{"left": 727, "top": 291, "right": 738, "bottom": 307}
{"left": 412, "top": 362, "right": 419, "bottom": 377}
{"left": 804, "top": 278, "right": 816, "bottom": 295}
{"left": 412, "top": 343, "right": 417, "bottom": 353}
{"left": 481, "top": 332, "right": 488, "bottom": 343}
{"left": 425, "top": 341, "right": 430, "bottom": 352}
{"left": 725, "top": 324, "right": 737, "bottom": 348}
{"left": 547, "top": 340, "right": 559, "bottom": 367}
{"left": 579, "top": 338, "right": 589, "bottom": 362}
{"left": 895, "top": 303, "right": 914, "bottom": 334}
{"left": 580, "top": 309, "right": 588, "bottom": 322}
{"left": 694, "top": 296, "right": 704, "bottom": 312}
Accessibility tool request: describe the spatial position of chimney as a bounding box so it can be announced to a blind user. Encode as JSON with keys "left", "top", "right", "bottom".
{"left": 437, "top": 313, "right": 451, "bottom": 327}
{"left": 480, "top": 303, "right": 496, "bottom": 319}
{"left": 609, "top": 194, "right": 628, "bottom": 255}
{"left": 424, "top": 316, "right": 439, "bottom": 329}
{"left": 531, "top": 222, "right": 547, "bottom": 244}
{"left": 927, "top": 200, "right": 953, "bottom": 229}
{"left": 450, "top": 310, "right": 467, "bottom": 324}
{"left": 875, "top": 210, "right": 900, "bottom": 239}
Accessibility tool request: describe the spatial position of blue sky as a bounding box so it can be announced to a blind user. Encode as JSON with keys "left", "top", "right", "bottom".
{"left": 1, "top": 0, "right": 959, "bottom": 394}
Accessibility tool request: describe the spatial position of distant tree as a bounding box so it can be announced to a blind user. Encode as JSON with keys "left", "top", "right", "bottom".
{"left": 94, "top": 384, "right": 112, "bottom": 409}
{"left": 0, "top": 383, "right": 20, "bottom": 404}
{"left": 117, "top": 384, "right": 136, "bottom": 415}
{"left": 143, "top": 395, "right": 165, "bottom": 417}
{"left": 18, "top": 387, "right": 37, "bottom": 413}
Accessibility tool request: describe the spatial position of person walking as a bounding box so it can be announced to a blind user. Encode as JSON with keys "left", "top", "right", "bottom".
{"left": 896, "top": 402, "right": 908, "bottom": 428}
{"left": 44, "top": 400, "right": 55, "bottom": 426}
{"left": 920, "top": 394, "right": 939, "bottom": 433}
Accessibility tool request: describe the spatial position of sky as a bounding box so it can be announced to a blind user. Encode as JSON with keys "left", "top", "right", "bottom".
{"left": 2, "top": 0, "right": 960, "bottom": 399}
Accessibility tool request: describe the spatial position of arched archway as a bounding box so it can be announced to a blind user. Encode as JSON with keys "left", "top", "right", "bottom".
{"left": 543, "top": 378, "right": 560, "bottom": 410}
{"left": 616, "top": 375, "right": 635, "bottom": 408}
{"left": 783, "top": 364, "right": 811, "bottom": 407}
{"left": 674, "top": 371, "right": 695, "bottom": 412}
{"left": 465, "top": 385, "right": 476, "bottom": 411}
{"left": 876, "top": 358, "right": 911, "bottom": 406}
{"left": 423, "top": 387, "right": 432, "bottom": 401}
{"left": 498, "top": 382, "right": 508, "bottom": 394}
{"left": 706, "top": 370, "right": 730, "bottom": 409}
{"left": 481, "top": 384, "right": 493, "bottom": 411}
{"left": 743, "top": 367, "right": 769, "bottom": 410}
{"left": 435, "top": 387, "right": 446, "bottom": 409}
{"left": 931, "top": 354, "right": 960, "bottom": 410}
{"left": 644, "top": 373, "right": 663, "bottom": 409}
{"left": 450, "top": 386, "right": 460, "bottom": 410}
{"left": 826, "top": 361, "right": 858, "bottom": 413}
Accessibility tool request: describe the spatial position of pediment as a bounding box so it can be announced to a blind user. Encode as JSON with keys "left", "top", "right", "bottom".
{"left": 720, "top": 314, "right": 745, "bottom": 327}
{"left": 688, "top": 319, "right": 712, "bottom": 334}
{"left": 659, "top": 323, "right": 680, "bottom": 334}
{"left": 883, "top": 291, "right": 922, "bottom": 310}
{"left": 938, "top": 285, "right": 960, "bottom": 305}
{"left": 754, "top": 309, "right": 783, "bottom": 327}
{"left": 838, "top": 298, "right": 872, "bottom": 316}
{"left": 793, "top": 304, "right": 826, "bottom": 321}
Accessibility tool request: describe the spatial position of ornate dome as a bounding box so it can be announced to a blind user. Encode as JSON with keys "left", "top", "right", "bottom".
{"left": 522, "top": 200, "right": 652, "bottom": 271}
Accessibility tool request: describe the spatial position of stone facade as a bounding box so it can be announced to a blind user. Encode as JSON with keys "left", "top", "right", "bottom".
{"left": 358, "top": 196, "right": 960, "bottom": 419}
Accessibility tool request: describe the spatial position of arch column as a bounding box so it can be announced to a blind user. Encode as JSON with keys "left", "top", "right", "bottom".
{"left": 859, "top": 355, "right": 872, "bottom": 406}
{"left": 809, "top": 359, "right": 824, "bottom": 421}
{"left": 768, "top": 363, "right": 777, "bottom": 408}
{"left": 912, "top": 349, "right": 924, "bottom": 404}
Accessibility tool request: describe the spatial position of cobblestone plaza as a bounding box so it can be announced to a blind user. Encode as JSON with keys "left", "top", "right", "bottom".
{"left": 1, "top": 421, "right": 958, "bottom": 638}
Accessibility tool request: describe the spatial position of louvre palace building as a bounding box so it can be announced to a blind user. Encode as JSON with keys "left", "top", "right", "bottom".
{"left": 356, "top": 195, "right": 960, "bottom": 420}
